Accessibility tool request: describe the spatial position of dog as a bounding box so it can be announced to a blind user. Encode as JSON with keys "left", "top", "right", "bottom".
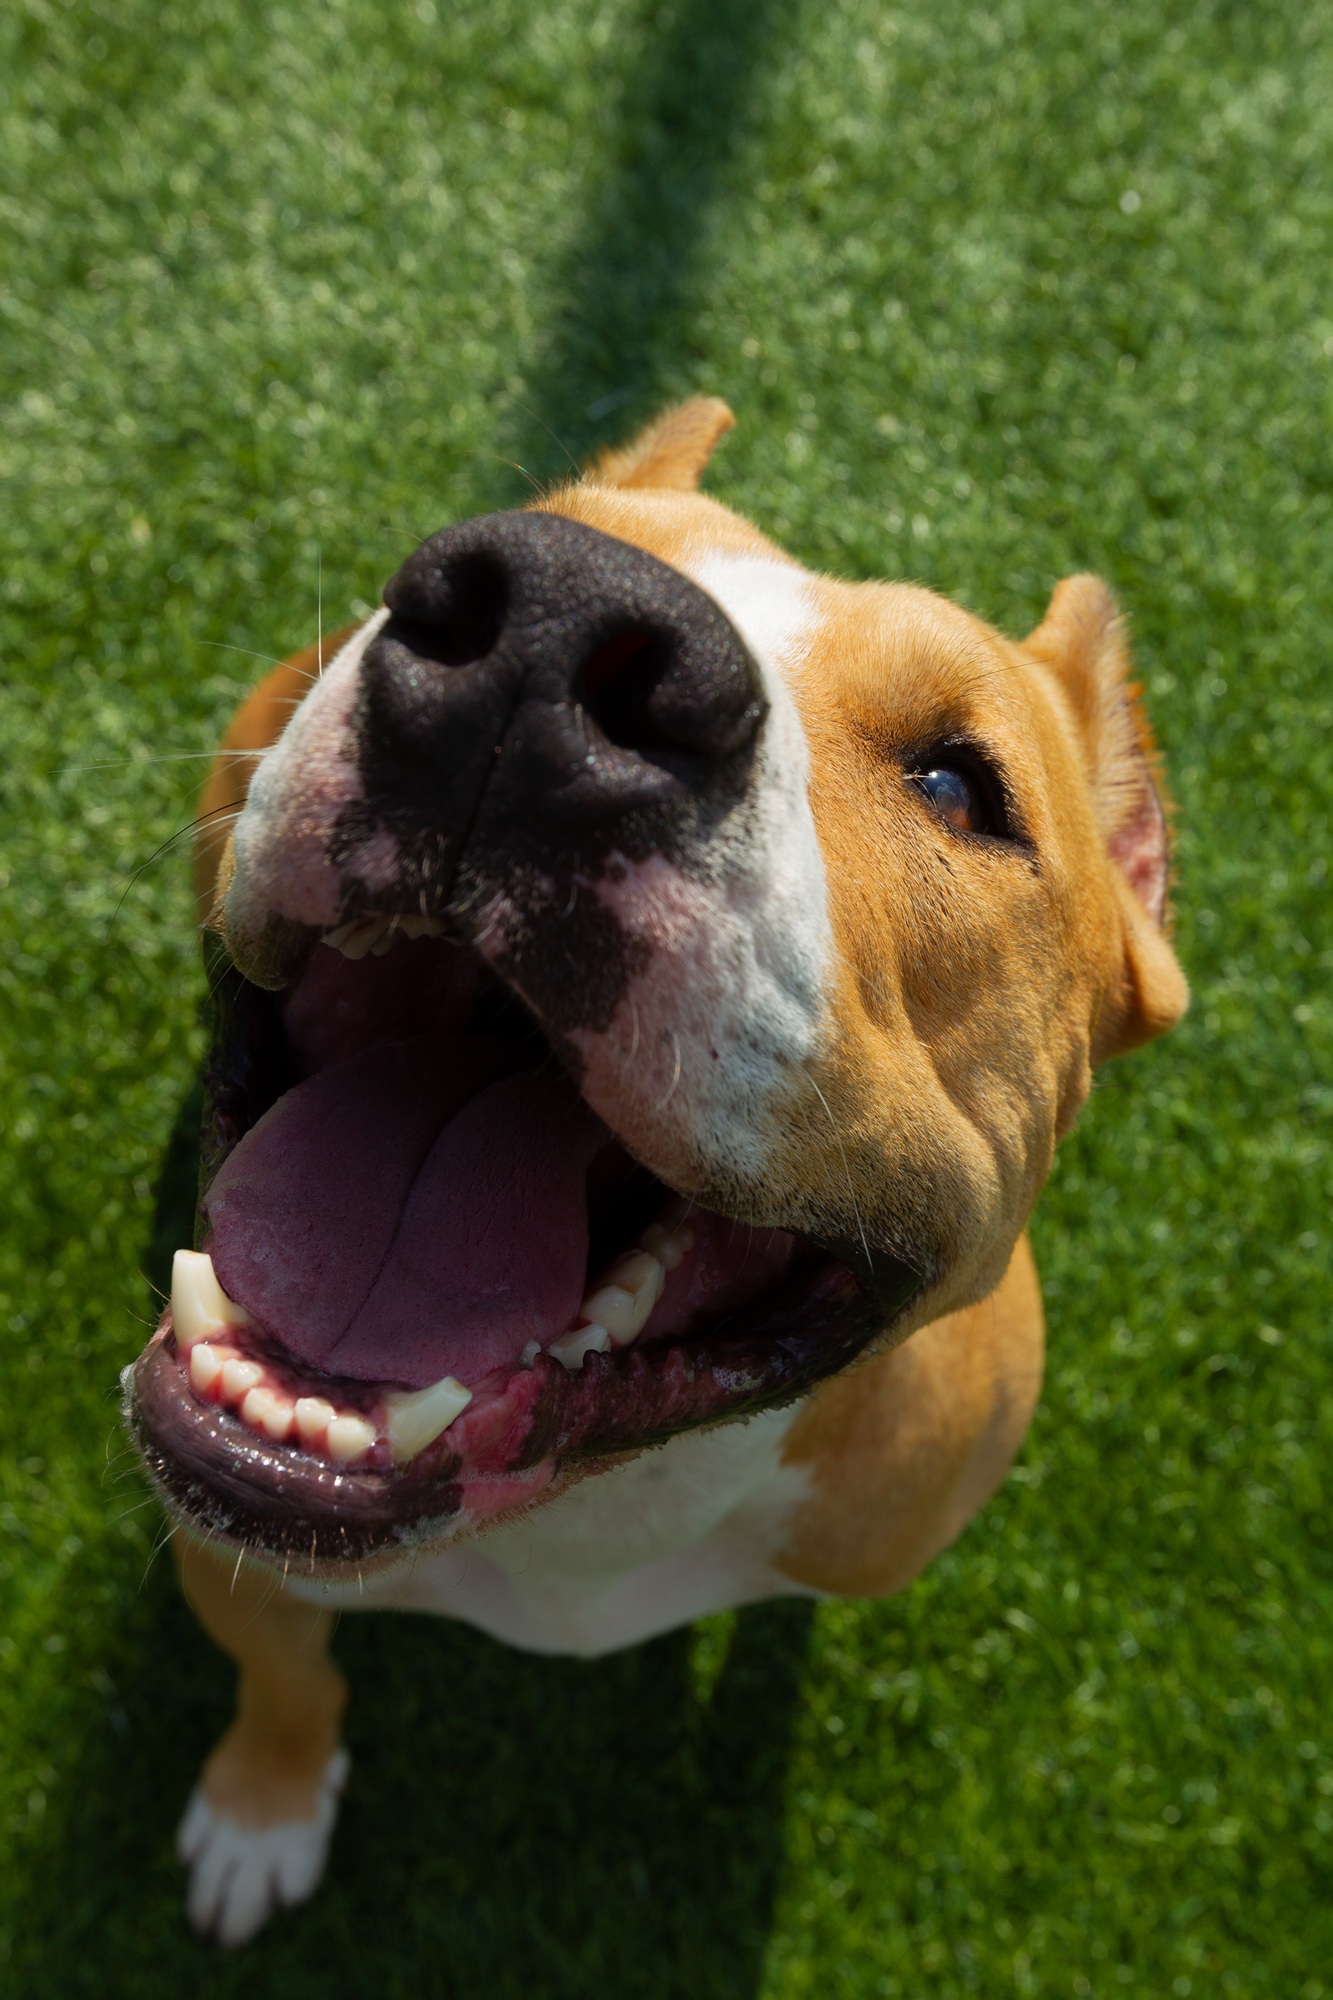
{"left": 125, "top": 397, "right": 1188, "bottom": 1945}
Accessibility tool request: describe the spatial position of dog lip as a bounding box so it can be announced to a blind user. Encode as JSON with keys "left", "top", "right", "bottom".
{"left": 126, "top": 1249, "right": 917, "bottom": 1568}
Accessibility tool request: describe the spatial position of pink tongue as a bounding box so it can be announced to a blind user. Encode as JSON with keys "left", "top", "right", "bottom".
{"left": 205, "top": 1036, "right": 608, "bottom": 1388}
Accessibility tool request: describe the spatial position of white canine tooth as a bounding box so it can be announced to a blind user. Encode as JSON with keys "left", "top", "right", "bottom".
{"left": 171, "top": 1248, "right": 249, "bottom": 1350}
{"left": 519, "top": 1341, "right": 542, "bottom": 1368}
{"left": 241, "top": 1386, "right": 295, "bottom": 1442}
{"left": 220, "top": 1357, "right": 264, "bottom": 1401}
{"left": 637, "top": 1221, "right": 695, "bottom": 1272}
{"left": 326, "top": 1414, "right": 376, "bottom": 1463}
{"left": 188, "top": 1342, "right": 224, "bottom": 1397}
{"left": 548, "top": 1323, "right": 611, "bottom": 1371}
{"left": 383, "top": 1375, "right": 473, "bottom": 1464}
{"left": 581, "top": 1250, "right": 664, "bottom": 1345}
{"left": 294, "top": 1395, "right": 337, "bottom": 1442}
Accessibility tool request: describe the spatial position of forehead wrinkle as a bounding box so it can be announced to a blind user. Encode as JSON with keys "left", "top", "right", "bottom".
{"left": 800, "top": 586, "right": 1035, "bottom": 758}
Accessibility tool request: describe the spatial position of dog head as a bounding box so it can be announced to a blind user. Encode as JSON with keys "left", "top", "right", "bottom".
{"left": 128, "top": 399, "right": 1187, "bottom": 1567}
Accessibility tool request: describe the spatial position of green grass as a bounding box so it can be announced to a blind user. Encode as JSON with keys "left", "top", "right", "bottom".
{"left": 2, "top": 0, "right": 1331, "bottom": 1992}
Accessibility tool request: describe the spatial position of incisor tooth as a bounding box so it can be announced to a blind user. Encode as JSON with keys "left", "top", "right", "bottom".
{"left": 294, "top": 1395, "right": 337, "bottom": 1442}
{"left": 383, "top": 1376, "right": 472, "bottom": 1464}
{"left": 188, "top": 1342, "right": 224, "bottom": 1397}
{"left": 221, "top": 1357, "right": 263, "bottom": 1400}
{"left": 548, "top": 1323, "right": 611, "bottom": 1370}
{"left": 322, "top": 918, "right": 382, "bottom": 960}
{"left": 325, "top": 914, "right": 444, "bottom": 959}
{"left": 171, "top": 1249, "right": 249, "bottom": 1350}
{"left": 241, "top": 1386, "right": 295, "bottom": 1442}
{"left": 326, "top": 1414, "right": 376, "bottom": 1463}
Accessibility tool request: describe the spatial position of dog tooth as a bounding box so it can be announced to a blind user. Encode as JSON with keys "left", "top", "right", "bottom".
{"left": 383, "top": 1376, "right": 473, "bottom": 1464}
{"left": 220, "top": 1356, "right": 264, "bottom": 1401}
{"left": 188, "top": 1342, "right": 225, "bottom": 1398}
{"left": 241, "top": 1386, "right": 295, "bottom": 1442}
{"left": 294, "top": 1395, "right": 337, "bottom": 1442}
{"left": 519, "top": 1340, "right": 542, "bottom": 1368}
{"left": 548, "top": 1323, "right": 612, "bottom": 1370}
{"left": 326, "top": 1414, "right": 376, "bottom": 1464}
{"left": 322, "top": 918, "right": 382, "bottom": 961}
{"left": 637, "top": 1221, "right": 695, "bottom": 1272}
{"left": 582, "top": 1252, "right": 664, "bottom": 1345}
{"left": 171, "top": 1248, "right": 249, "bottom": 1350}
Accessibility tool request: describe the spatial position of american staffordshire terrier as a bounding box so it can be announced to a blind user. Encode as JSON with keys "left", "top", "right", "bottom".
{"left": 125, "top": 398, "right": 1188, "bottom": 1944}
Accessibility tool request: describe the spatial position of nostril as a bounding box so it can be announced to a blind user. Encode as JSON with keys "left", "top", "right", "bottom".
{"left": 577, "top": 629, "right": 682, "bottom": 759}
{"left": 387, "top": 552, "right": 508, "bottom": 667}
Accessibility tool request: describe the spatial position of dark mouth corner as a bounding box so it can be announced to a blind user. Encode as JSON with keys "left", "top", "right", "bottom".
{"left": 127, "top": 919, "right": 921, "bottom": 1567}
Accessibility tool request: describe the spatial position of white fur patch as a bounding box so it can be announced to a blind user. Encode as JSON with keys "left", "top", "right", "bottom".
{"left": 178, "top": 1747, "right": 349, "bottom": 1946}
{"left": 227, "top": 613, "right": 386, "bottom": 942}
{"left": 287, "top": 1406, "right": 814, "bottom": 1655}
{"left": 685, "top": 553, "right": 816, "bottom": 681}
{"left": 566, "top": 552, "right": 832, "bottom": 1196}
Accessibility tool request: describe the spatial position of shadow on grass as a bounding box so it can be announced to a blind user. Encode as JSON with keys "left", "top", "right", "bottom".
{"left": 8, "top": 1583, "right": 814, "bottom": 1999}
{"left": 517, "top": 0, "right": 800, "bottom": 475}
{"left": 6, "top": 1070, "right": 813, "bottom": 1999}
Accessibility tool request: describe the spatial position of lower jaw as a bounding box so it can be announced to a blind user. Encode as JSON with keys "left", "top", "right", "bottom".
{"left": 126, "top": 1253, "right": 892, "bottom": 1572}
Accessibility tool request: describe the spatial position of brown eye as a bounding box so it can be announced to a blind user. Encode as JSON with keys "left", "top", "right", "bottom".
{"left": 914, "top": 765, "right": 983, "bottom": 833}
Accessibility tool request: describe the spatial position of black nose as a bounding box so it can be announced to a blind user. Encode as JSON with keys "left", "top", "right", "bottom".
{"left": 356, "top": 509, "right": 767, "bottom": 894}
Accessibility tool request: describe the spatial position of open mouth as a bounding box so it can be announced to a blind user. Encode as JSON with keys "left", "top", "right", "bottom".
{"left": 127, "top": 918, "right": 909, "bottom": 1569}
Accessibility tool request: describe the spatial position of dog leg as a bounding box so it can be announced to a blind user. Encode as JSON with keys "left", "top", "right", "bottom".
{"left": 173, "top": 1533, "right": 349, "bottom": 1947}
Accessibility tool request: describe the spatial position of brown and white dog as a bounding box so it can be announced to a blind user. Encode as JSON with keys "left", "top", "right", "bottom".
{"left": 125, "top": 398, "right": 1187, "bottom": 1944}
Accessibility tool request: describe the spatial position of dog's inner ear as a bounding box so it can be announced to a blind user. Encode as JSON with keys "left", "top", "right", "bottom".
{"left": 1025, "top": 574, "right": 1189, "bottom": 1063}
{"left": 590, "top": 396, "right": 735, "bottom": 491}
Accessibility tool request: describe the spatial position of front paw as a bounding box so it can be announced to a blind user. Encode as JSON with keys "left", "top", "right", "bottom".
{"left": 177, "top": 1746, "right": 350, "bottom": 1946}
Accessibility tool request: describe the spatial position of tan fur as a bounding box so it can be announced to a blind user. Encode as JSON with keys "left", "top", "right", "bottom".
{"left": 589, "top": 395, "right": 735, "bottom": 491}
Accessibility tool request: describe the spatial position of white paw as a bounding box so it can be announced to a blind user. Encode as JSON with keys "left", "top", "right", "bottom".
{"left": 177, "top": 1747, "right": 350, "bottom": 1946}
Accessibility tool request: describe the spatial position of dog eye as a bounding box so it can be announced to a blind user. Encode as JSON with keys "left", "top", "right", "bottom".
{"left": 912, "top": 765, "right": 986, "bottom": 834}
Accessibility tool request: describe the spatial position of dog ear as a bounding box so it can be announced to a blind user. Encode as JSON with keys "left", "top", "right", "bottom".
{"left": 1026, "top": 575, "right": 1189, "bottom": 1062}
{"left": 590, "top": 397, "right": 735, "bottom": 491}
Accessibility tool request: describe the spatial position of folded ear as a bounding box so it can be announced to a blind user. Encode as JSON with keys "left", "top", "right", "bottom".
{"left": 590, "top": 396, "right": 735, "bottom": 491}
{"left": 1026, "top": 575, "right": 1189, "bottom": 1062}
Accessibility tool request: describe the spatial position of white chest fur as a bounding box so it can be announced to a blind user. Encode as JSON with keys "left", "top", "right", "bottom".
{"left": 286, "top": 1402, "right": 815, "bottom": 1656}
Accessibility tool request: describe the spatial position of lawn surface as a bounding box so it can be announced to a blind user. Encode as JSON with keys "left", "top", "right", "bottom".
{"left": 2, "top": 0, "right": 1332, "bottom": 1994}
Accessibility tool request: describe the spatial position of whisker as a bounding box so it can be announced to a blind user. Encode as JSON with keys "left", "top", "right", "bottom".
{"left": 655, "top": 1030, "right": 683, "bottom": 1113}
{"left": 809, "top": 1076, "right": 872, "bottom": 1272}
{"left": 200, "top": 639, "right": 300, "bottom": 674}
{"left": 139, "top": 1516, "right": 180, "bottom": 1591}
{"left": 481, "top": 451, "right": 544, "bottom": 495}
{"left": 510, "top": 398, "right": 581, "bottom": 478}
{"left": 104, "top": 804, "right": 245, "bottom": 938}
{"left": 56, "top": 749, "right": 266, "bottom": 775}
